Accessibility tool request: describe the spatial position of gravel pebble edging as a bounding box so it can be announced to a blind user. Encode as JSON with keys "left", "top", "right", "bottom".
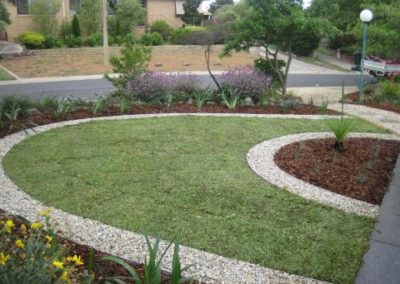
{"left": 247, "top": 132, "right": 400, "bottom": 218}
{"left": 0, "top": 113, "right": 338, "bottom": 284}
{"left": 329, "top": 104, "right": 400, "bottom": 135}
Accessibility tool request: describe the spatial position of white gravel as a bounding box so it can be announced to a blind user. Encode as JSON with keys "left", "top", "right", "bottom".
{"left": 329, "top": 104, "right": 400, "bottom": 135}
{"left": 247, "top": 132, "right": 400, "bottom": 218}
{"left": 0, "top": 112, "right": 376, "bottom": 284}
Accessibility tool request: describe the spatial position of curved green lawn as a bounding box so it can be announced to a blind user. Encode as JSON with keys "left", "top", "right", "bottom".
{"left": 4, "top": 117, "right": 387, "bottom": 283}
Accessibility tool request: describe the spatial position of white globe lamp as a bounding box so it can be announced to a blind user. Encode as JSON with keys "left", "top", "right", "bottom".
{"left": 360, "top": 9, "right": 373, "bottom": 23}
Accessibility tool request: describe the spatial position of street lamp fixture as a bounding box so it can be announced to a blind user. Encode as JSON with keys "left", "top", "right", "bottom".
{"left": 359, "top": 9, "right": 373, "bottom": 100}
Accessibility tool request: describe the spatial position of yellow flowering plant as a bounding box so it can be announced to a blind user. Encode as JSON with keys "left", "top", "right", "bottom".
{"left": 0, "top": 210, "right": 91, "bottom": 284}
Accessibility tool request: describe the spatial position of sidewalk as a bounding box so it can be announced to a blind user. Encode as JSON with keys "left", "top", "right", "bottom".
{"left": 328, "top": 103, "right": 400, "bottom": 284}
{"left": 314, "top": 51, "right": 355, "bottom": 71}
{"left": 289, "top": 86, "right": 358, "bottom": 104}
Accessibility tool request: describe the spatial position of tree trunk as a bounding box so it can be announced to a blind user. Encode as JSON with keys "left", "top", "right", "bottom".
{"left": 205, "top": 45, "right": 221, "bottom": 90}
{"left": 282, "top": 46, "right": 293, "bottom": 96}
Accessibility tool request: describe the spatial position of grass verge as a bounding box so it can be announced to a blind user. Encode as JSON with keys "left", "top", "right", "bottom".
{"left": 0, "top": 67, "right": 15, "bottom": 80}
{"left": 3, "top": 117, "right": 388, "bottom": 283}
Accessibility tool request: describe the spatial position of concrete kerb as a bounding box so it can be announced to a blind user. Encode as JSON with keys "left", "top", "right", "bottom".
{"left": 0, "top": 113, "right": 337, "bottom": 284}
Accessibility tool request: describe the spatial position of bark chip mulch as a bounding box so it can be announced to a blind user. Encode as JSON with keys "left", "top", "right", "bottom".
{"left": 345, "top": 91, "right": 400, "bottom": 114}
{"left": 274, "top": 138, "right": 400, "bottom": 205}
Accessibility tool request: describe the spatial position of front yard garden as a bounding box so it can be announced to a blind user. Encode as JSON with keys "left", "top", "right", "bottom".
{"left": 2, "top": 116, "right": 389, "bottom": 283}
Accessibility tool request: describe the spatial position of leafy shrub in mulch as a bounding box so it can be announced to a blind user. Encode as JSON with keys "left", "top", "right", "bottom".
{"left": 18, "top": 31, "right": 45, "bottom": 49}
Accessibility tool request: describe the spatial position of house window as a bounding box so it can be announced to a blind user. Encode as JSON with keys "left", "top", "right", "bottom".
{"left": 69, "top": 0, "right": 80, "bottom": 15}
{"left": 16, "top": 0, "right": 29, "bottom": 15}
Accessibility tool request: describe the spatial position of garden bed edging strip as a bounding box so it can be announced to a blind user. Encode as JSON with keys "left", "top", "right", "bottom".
{"left": 247, "top": 132, "right": 400, "bottom": 218}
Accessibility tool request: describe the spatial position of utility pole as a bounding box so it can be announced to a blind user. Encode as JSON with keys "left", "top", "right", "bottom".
{"left": 102, "top": 0, "right": 109, "bottom": 66}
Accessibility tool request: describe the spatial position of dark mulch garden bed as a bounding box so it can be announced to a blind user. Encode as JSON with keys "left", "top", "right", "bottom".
{"left": 275, "top": 138, "right": 400, "bottom": 205}
{"left": 0, "top": 103, "right": 338, "bottom": 139}
{"left": 0, "top": 208, "right": 198, "bottom": 283}
{"left": 345, "top": 91, "right": 400, "bottom": 114}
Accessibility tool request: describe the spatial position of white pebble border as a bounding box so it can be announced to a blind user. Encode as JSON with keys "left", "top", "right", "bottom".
{"left": 247, "top": 132, "right": 400, "bottom": 218}
{"left": 329, "top": 104, "right": 400, "bottom": 135}
{"left": 0, "top": 113, "right": 361, "bottom": 284}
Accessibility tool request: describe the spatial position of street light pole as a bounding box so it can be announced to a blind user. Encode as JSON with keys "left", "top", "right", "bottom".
{"left": 102, "top": 0, "right": 109, "bottom": 66}
{"left": 359, "top": 9, "right": 373, "bottom": 100}
{"left": 359, "top": 23, "right": 368, "bottom": 99}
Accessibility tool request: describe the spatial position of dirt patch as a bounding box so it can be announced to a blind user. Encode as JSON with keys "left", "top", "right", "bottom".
{"left": 345, "top": 91, "right": 400, "bottom": 114}
{"left": 0, "top": 103, "right": 339, "bottom": 139}
{"left": 275, "top": 138, "right": 400, "bottom": 205}
{"left": 0, "top": 51, "right": 253, "bottom": 78}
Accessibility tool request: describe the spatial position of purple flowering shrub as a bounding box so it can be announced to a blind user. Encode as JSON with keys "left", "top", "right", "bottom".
{"left": 219, "top": 66, "right": 272, "bottom": 102}
{"left": 127, "top": 72, "right": 173, "bottom": 102}
{"left": 172, "top": 73, "right": 201, "bottom": 95}
{"left": 127, "top": 72, "right": 201, "bottom": 102}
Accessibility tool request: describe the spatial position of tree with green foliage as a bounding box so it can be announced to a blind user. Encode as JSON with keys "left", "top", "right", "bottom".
{"left": 106, "top": 42, "right": 151, "bottom": 89}
{"left": 0, "top": 0, "right": 10, "bottom": 31}
{"left": 208, "top": 0, "right": 234, "bottom": 14}
{"left": 150, "top": 20, "right": 173, "bottom": 41}
{"left": 29, "top": 0, "right": 61, "bottom": 35}
{"left": 308, "top": 0, "right": 400, "bottom": 59}
{"left": 77, "top": 0, "right": 101, "bottom": 36}
{"left": 114, "top": 0, "right": 145, "bottom": 36}
{"left": 223, "top": 0, "right": 323, "bottom": 95}
{"left": 71, "top": 14, "right": 81, "bottom": 37}
{"left": 181, "top": 0, "right": 203, "bottom": 26}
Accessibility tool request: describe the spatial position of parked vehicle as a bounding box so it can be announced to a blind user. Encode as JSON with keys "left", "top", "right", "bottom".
{"left": 364, "top": 56, "right": 400, "bottom": 77}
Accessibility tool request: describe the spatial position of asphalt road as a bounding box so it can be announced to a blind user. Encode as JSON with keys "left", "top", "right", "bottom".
{"left": 0, "top": 73, "right": 373, "bottom": 101}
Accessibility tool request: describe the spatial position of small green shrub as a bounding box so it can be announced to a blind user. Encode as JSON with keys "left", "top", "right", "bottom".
{"left": 59, "top": 21, "right": 72, "bottom": 42}
{"left": 374, "top": 80, "right": 400, "bottom": 103}
{"left": 54, "top": 99, "right": 71, "bottom": 120}
{"left": 326, "top": 118, "right": 353, "bottom": 152}
{"left": 319, "top": 101, "right": 329, "bottom": 114}
{"left": 37, "top": 97, "right": 59, "bottom": 112}
{"left": 119, "top": 97, "right": 131, "bottom": 114}
{"left": 280, "top": 97, "right": 299, "bottom": 112}
{"left": 0, "top": 98, "right": 36, "bottom": 134}
{"left": 90, "top": 96, "right": 109, "bottom": 115}
{"left": 103, "top": 235, "right": 193, "bottom": 284}
{"left": 85, "top": 33, "right": 102, "bottom": 47}
{"left": 140, "top": 32, "right": 163, "bottom": 46}
{"left": 71, "top": 14, "right": 81, "bottom": 37}
{"left": 1, "top": 96, "right": 33, "bottom": 116}
{"left": 64, "top": 35, "right": 83, "bottom": 47}
{"left": 18, "top": 31, "right": 45, "bottom": 49}
{"left": 171, "top": 26, "right": 206, "bottom": 45}
{"left": 220, "top": 87, "right": 240, "bottom": 109}
{"left": 191, "top": 88, "right": 212, "bottom": 109}
{"left": 106, "top": 43, "right": 151, "bottom": 89}
{"left": 150, "top": 20, "right": 173, "bottom": 41}
{"left": 254, "top": 58, "right": 286, "bottom": 89}
{"left": 43, "top": 35, "right": 62, "bottom": 48}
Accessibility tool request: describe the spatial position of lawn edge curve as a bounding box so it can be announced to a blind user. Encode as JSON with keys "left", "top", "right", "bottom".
{"left": 0, "top": 113, "right": 350, "bottom": 284}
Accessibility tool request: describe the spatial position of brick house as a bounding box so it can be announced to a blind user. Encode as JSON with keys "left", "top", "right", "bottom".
{"left": 4, "top": 0, "right": 185, "bottom": 41}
